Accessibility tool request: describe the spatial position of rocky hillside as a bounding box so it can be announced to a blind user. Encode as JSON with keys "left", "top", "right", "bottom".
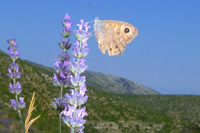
{"left": 83, "top": 71, "right": 159, "bottom": 95}
{"left": 24, "top": 59, "right": 159, "bottom": 95}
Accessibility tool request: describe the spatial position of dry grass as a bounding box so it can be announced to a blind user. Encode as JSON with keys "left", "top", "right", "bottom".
{"left": 24, "top": 92, "right": 41, "bottom": 133}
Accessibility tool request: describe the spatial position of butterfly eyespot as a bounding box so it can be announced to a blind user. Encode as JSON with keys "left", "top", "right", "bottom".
{"left": 124, "top": 28, "right": 130, "bottom": 33}
{"left": 110, "top": 48, "right": 112, "bottom": 51}
{"left": 116, "top": 46, "right": 118, "bottom": 49}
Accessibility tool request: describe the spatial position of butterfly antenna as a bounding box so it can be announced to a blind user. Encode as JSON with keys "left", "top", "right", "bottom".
{"left": 88, "top": 2, "right": 98, "bottom": 17}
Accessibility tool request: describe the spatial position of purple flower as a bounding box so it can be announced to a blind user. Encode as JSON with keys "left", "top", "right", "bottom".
{"left": 58, "top": 39, "right": 72, "bottom": 50}
{"left": 74, "top": 20, "right": 91, "bottom": 42}
{"left": 18, "top": 97, "right": 25, "bottom": 109}
{"left": 79, "top": 84, "right": 87, "bottom": 95}
{"left": 53, "top": 58, "right": 71, "bottom": 88}
{"left": 7, "top": 38, "right": 25, "bottom": 131}
{"left": 61, "top": 28, "right": 72, "bottom": 38}
{"left": 54, "top": 59, "right": 60, "bottom": 67}
{"left": 65, "top": 89, "right": 88, "bottom": 106}
{"left": 58, "top": 51, "right": 70, "bottom": 62}
{"left": 9, "top": 62, "right": 19, "bottom": 71}
{"left": 7, "top": 39, "right": 20, "bottom": 61}
{"left": 64, "top": 14, "right": 70, "bottom": 20}
{"left": 61, "top": 105, "right": 73, "bottom": 117}
{"left": 81, "top": 39, "right": 88, "bottom": 48}
{"left": 7, "top": 38, "right": 16, "bottom": 45}
{"left": 7, "top": 67, "right": 22, "bottom": 79}
{"left": 53, "top": 15, "right": 90, "bottom": 132}
{"left": 62, "top": 18, "right": 90, "bottom": 132}
{"left": 10, "top": 97, "right": 25, "bottom": 110}
{"left": 62, "top": 14, "right": 73, "bottom": 29}
{"left": 8, "top": 81, "right": 22, "bottom": 95}
{"left": 54, "top": 60, "right": 70, "bottom": 74}
{"left": 70, "top": 75, "right": 86, "bottom": 88}
{"left": 72, "top": 46, "right": 89, "bottom": 59}
{"left": 53, "top": 73, "right": 70, "bottom": 88}
{"left": 61, "top": 105, "right": 87, "bottom": 132}
{"left": 8, "top": 49, "right": 19, "bottom": 61}
{"left": 7, "top": 62, "right": 22, "bottom": 79}
{"left": 60, "top": 14, "right": 73, "bottom": 39}
{"left": 67, "top": 61, "right": 88, "bottom": 75}
{"left": 52, "top": 15, "right": 73, "bottom": 130}
{"left": 51, "top": 97, "right": 68, "bottom": 110}
{"left": 74, "top": 30, "right": 91, "bottom": 42}
{"left": 10, "top": 99, "right": 17, "bottom": 110}
{"left": 84, "top": 22, "right": 91, "bottom": 32}
{"left": 8, "top": 44, "right": 18, "bottom": 52}
{"left": 77, "top": 20, "right": 84, "bottom": 30}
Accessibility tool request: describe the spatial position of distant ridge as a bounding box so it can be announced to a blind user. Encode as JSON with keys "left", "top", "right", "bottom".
{"left": 22, "top": 55, "right": 159, "bottom": 95}
{"left": 83, "top": 71, "right": 159, "bottom": 95}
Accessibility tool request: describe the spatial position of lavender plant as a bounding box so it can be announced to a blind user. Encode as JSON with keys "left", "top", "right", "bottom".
{"left": 51, "top": 14, "right": 73, "bottom": 133}
{"left": 52, "top": 14, "right": 91, "bottom": 133}
{"left": 61, "top": 19, "right": 91, "bottom": 133}
{"left": 7, "top": 38, "right": 25, "bottom": 132}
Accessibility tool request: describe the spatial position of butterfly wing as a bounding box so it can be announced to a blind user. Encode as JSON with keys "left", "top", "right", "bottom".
{"left": 94, "top": 19, "right": 138, "bottom": 56}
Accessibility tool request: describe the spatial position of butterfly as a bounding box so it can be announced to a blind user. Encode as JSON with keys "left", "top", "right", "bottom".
{"left": 93, "top": 17, "right": 138, "bottom": 56}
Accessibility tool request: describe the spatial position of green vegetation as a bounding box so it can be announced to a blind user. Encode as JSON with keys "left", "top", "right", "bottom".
{"left": 112, "top": 94, "right": 200, "bottom": 132}
{"left": 0, "top": 50, "right": 200, "bottom": 132}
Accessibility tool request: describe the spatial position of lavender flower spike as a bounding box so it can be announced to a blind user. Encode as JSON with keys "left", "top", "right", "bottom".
{"left": 52, "top": 13, "right": 73, "bottom": 133}
{"left": 7, "top": 38, "right": 25, "bottom": 132}
{"left": 61, "top": 18, "right": 91, "bottom": 133}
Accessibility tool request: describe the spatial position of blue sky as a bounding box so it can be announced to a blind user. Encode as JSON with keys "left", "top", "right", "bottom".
{"left": 0, "top": 0, "right": 200, "bottom": 95}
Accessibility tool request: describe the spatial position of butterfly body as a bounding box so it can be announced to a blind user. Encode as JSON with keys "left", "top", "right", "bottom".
{"left": 94, "top": 17, "right": 138, "bottom": 56}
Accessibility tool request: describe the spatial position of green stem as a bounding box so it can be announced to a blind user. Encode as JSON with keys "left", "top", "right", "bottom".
{"left": 13, "top": 79, "right": 15, "bottom": 83}
{"left": 14, "top": 79, "right": 25, "bottom": 133}
{"left": 60, "top": 86, "right": 63, "bottom": 98}
{"left": 17, "top": 109, "right": 25, "bottom": 133}
{"left": 59, "top": 113, "right": 62, "bottom": 133}
{"left": 58, "top": 85, "right": 64, "bottom": 133}
{"left": 71, "top": 128, "right": 74, "bottom": 133}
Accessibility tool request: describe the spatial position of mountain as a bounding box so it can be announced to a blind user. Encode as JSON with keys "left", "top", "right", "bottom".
{"left": 83, "top": 71, "right": 159, "bottom": 95}
{"left": 23, "top": 59, "right": 159, "bottom": 95}
{"left": 0, "top": 49, "right": 199, "bottom": 132}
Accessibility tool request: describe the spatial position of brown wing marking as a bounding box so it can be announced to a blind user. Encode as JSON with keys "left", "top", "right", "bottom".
{"left": 95, "top": 20, "right": 138, "bottom": 56}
